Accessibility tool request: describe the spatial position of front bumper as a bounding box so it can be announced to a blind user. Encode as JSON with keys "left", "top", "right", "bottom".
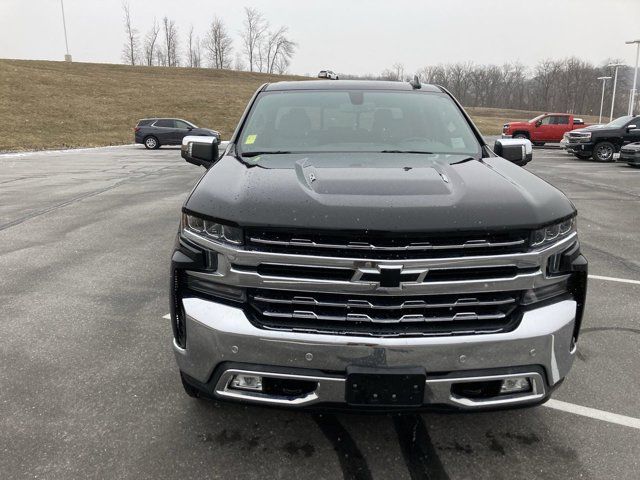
{"left": 174, "top": 297, "right": 577, "bottom": 410}
{"left": 620, "top": 150, "right": 640, "bottom": 165}
{"left": 566, "top": 142, "right": 594, "bottom": 154}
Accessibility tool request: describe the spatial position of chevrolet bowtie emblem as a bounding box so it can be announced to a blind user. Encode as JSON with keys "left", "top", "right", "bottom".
{"left": 353, "top": 265, "right": 429, "bottom": 289}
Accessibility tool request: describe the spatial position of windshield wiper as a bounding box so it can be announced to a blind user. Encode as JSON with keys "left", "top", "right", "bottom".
{"left": 241, "top": 150, "right": 292, "bottom": 157}
{"left": 379, "top": 150, "right": 434, "bottom": 154}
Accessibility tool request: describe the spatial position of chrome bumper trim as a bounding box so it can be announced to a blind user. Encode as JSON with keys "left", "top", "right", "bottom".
{"left": 211, "top": 368, "right": 545, "bottom": 408}
{"left": 173, "top": 297, "right": 577, "bottom": 409}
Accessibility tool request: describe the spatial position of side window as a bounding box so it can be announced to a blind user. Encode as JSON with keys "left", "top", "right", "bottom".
{"left": 175, "top": 120, "right": 191, "bottom": 129}
{"left": 540, "top": 116, "right": 553, "bottom": 125}
{"left": 554, "top": 116, "right": 569, "bottom": 125}
{"left": 154, "top": 119, "right": 175, "bottom": 128}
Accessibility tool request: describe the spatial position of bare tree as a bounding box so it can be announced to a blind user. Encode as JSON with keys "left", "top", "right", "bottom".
{"left": 261, "top": 26, "right": 296, "bottom": 74}
{"left": 121, "top": 2, "right": 139, "bottom": 65}
{"left": 162, "top": 16, "right": 179, "bottom": 67}
{"left": 155, "top": 47, "right": 166, "bottom": 66}
{"left": 234, "top": 52, "right": 246, "bottom": 71}
{"left": 143, "top": 18, "right": 160, "bottom": 66}
{"left": 192, "top": 36, "right": 202, "bottom": 68}
{"left": 241, "top": 7, "right": 268, "bottom": 72}
{"left": 204, "top": 16, "right": 234, "bottom": 69}
{"left": 381, "top": 63, "right": 405, "bottom": 81}
{"left": 186, "top": 25, "right": 196, "bottom": 67}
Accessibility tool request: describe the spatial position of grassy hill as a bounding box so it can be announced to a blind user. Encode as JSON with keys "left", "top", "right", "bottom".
{"left": 0, "top": 59, "right": 598, "bottom": 152}
{"left": 0, "top": 59, "right": 301, "bottom": 151}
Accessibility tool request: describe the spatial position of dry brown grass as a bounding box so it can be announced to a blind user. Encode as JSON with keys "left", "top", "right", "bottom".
{"left": 0, "top": 59, "right": 601, "bottom": 151}
{"left": 0, "top": 59, "right": 302, "bottom": 151}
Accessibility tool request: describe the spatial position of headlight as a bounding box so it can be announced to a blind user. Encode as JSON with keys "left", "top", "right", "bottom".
{"left": 181, "top": 213, "right": 243, "bottom": 245}
{"left": 531, "top": 216, "right": 576, "bottom": 249}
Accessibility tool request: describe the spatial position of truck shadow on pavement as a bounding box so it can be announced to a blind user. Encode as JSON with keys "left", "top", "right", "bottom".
{"left": 179, "top": 398, "right": 587, "bottom": 480}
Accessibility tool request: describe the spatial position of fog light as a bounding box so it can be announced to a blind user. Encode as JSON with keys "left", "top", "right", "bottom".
{"left": 230, "top": 374, "right": 263, "bottom": 391}
{"left": 500, "top": 377, "right": 531, "bottom": 394}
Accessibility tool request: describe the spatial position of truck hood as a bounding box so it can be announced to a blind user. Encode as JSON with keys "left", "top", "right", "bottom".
{"left": 185, "top": 153, "right": 575, "bottom": 232}
{"left": 505, "top": 121, "right": 531, "bottom": 128}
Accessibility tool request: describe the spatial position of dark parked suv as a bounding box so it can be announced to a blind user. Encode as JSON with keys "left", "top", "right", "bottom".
{"left": 134, "top": 118, "right": 218, "bottom": 149}
{"left": 566, "top": 115, "right": 640, "bottom": 161}
{"left": 171, "top": 80, "right": 587, "bottom": 411}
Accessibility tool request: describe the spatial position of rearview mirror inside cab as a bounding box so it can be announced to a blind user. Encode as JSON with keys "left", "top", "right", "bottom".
{"left": 181, "top": 136, "right": 219, "bottom": 168}
{"left": 493, "top": 138, "right": 533, "bottom": 166}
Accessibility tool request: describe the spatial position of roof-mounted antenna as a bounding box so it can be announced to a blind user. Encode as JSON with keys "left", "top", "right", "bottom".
{"left": 410, "top": 75, "right": 422, "bottom": 89}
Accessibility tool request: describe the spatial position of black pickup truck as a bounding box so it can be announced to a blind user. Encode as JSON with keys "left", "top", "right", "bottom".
{"left": 170, "top": 80, "right": 587, "bottom": 411}
{"left": 566, "top": 115, "right": 640, "bottom": 161}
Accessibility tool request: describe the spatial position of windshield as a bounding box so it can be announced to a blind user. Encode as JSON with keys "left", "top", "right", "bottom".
{"left": 529, "top": 114, "right": 545, "bottom": 123}
{"left": 605, "top": 116, "right": 634, "bottom": 128}
{"left": 237, "top": 90, "right": 481, "bottom": 157}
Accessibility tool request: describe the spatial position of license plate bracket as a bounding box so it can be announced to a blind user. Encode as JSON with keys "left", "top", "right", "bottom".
{"left": 345, "top": 366, "right": 426, "bottom": 407}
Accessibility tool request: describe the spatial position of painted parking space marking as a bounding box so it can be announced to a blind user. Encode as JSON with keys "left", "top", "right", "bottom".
{"left": 162, "top": 313, "right": 171, "bottom": 319}
{"left": 588, "top": 274, "right": 640, "bottom": 286}
{"left": 544, "top": 399, "right": 640, "bottom": 430}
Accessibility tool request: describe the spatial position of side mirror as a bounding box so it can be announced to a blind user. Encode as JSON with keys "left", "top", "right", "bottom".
{"left": 627, "top": 124, "right": 638, "bottom": 132}
{"left": 493, "top": 138, "right": 533, "bottom": 166}
{"left": 535, "top": 120, "right": 542, "bottom": 127}
{"left": 181, "top": 135, "right": 219, "bottom": 169}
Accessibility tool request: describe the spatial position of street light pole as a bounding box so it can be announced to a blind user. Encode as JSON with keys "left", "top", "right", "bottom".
{"left": 626, "top": 39, "right": 640, "bottom": 115}
{"left": 60, "top": 0, "right": 71, "bottom": 62}
{"left": 597, "top": 76, "right": 611, "bottom": 124}
{"left": 607, "top": 63, "right": 625, "bottom": 121}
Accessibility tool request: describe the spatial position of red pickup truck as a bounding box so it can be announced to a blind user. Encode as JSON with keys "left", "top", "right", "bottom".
{"left": 502, "top": 113, "right": 587, "bottom": 145}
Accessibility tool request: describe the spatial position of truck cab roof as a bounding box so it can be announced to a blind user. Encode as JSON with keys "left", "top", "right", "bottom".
{"left": 264, "top": 80, "right": 443, "bottom": 92}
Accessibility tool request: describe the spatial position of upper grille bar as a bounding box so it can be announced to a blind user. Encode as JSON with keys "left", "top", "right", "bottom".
{"left": 249, "top": 237, "right": 525, "bottom": 251}
{"left": 260, "top": 309, "right": 508, "bottom": 324}
{"left": 252, "top": 294, "right": 517, "bottom": 310}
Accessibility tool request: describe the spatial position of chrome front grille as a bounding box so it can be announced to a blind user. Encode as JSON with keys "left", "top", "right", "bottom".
{"left": 245, "top": 229, "right": 529, "bottom": 259}
{"left": 247, "top": 289, "right": 522, "bottom": 337}
{"left": 182, "top": 227, "right": 577, "bottom": 338}
{"left": 568, "top": 133, "right": 590, "bottom": 144}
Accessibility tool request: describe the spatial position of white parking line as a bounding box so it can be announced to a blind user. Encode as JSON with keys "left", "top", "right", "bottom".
{"left": 588, "top": 274, "right": 640, "bottom": 286}
{"left": 0, "top": 144, "right": 136, "bottom": 158}
{"left": 544, "top": 399, "right": 640, "bottom": 430}
{"left": 162, "top": 313, "right": 171, "bottom": 320}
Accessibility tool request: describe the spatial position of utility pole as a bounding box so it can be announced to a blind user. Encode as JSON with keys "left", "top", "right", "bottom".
{"left": 60, "top": 0, "right": 72, "bottom": 62}
{"left": 607, "top": 63, "right": 625, "bottom": 121}
{"left": 597, "top": 76, "right": 611, "bottom": 124}
{"left": 626, "top": 39, "right": 640, "bottom": 115}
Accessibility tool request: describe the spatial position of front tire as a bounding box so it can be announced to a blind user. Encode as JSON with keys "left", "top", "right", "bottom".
{"left": 144, "top": 135, "right": 160, "bottom": 150}
{"left": 592, "top": 142, "right": 615, "bottom": 162}
{"left": 513, "top": 133, "right": 528, "bottom": 140}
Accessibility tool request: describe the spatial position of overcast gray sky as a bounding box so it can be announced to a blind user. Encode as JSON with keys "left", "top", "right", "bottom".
{"left": 1, "top": 0, "right": 639, "bottom": 75}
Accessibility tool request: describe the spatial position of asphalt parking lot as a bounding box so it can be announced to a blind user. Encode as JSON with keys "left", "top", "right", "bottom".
{"left": 0, "top": 144, "right": 638, "bottom": 479}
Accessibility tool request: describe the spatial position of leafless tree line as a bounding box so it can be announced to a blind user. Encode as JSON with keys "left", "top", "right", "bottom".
{"left": 121, "top": 3, "right": 296, "bottom": 74}
{"left": 375, "top": 59, "right": 635, "bottom": 117}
